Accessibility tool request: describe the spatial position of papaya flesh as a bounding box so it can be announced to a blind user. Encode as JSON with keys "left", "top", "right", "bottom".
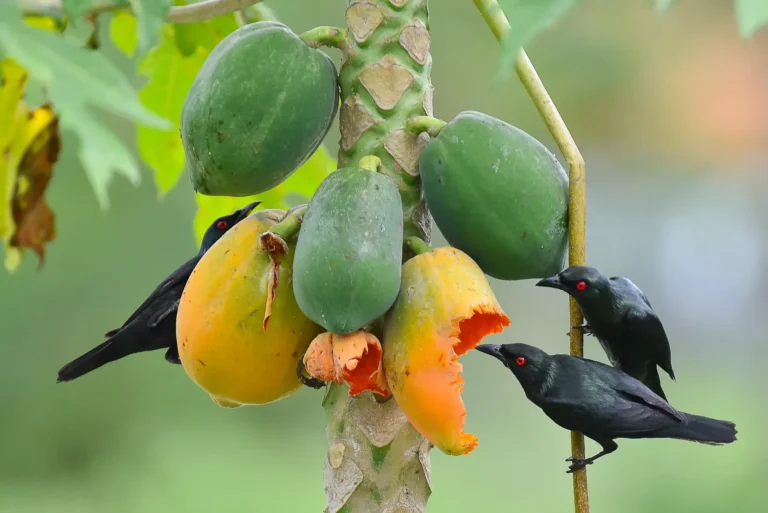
{"left": 293, "top": 167, "right": 403, "bottom": 334}
{"left": 181, "top": 21, "right": 339, "bottom": 196}
{"left": 420, "top": 111, "right": 569, "bottom": 280}
{"left": 176, "top": 208, "right": 324, "bottom": 407}
{"left": 383, "top": 247, "right": 510, "bottom": 456}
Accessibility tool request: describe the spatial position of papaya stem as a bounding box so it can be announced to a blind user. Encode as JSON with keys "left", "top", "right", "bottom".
{"left": 234, "top": 3, "right": 277, "bottom": 26}
{"left": 405, "top": 116, "right": 447, "bottom": 137}
{"left": 473, "top": 2, "right": 589, "bottom": 513}
{"left": 403, "top": 236, "right": 432, "bottom": 256}
{"left": 259, "top": 205, "right": 307, "bottom": 257}
{"left": 301, "top": 26, "right": 348, "bottom": 49}
{"left": 357, "top": 155, "right": 381, "bottom": 172}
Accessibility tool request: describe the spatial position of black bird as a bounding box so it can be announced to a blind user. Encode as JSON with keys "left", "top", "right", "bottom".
{"left": 476, "top": 343, "right": 737, "bottom": 473}
{"left": 536, "top": 265, "right": 675, "bottom": 401}
{"left": 56, "top": 201, "right": 261, "bottom": 383}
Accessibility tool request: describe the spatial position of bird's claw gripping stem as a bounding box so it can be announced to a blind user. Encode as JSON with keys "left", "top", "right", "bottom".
{"left": 567, "top": 322, "right": 593, "bottom": 337}
{"left": 565, "top": 456, "right": 592, "bottom": 473}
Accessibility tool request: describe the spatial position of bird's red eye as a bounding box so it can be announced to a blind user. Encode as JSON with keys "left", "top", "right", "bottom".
{"left": 515, "top": 356, "right": 526, "bottom": 366}
{"left": 217, "top": 221, "right": 228, "bottom": 230}
{"left": 576, "top": 281, "right": 587, "bottom": 291}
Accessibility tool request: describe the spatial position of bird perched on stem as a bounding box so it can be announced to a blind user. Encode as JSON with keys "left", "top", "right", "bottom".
{"left": 56, "top": 201, "right": 261, "bottom": 383}
{"left": 476, "top": 343, "right": 737, "bottom": 473}
{"left": 536, "top": 265, "right": 675, "bottom": 401}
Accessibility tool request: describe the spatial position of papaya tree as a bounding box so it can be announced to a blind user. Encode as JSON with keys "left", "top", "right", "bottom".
{"left": 1, "top": 1, "right": 766, "bottom": 512}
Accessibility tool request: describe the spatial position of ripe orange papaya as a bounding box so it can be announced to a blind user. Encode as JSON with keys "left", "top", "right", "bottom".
{"left": 176, "top": 208, "right": 324, "bottom": 407}
{"left": 383, "top": 247, "right": 510, "bottom": 455}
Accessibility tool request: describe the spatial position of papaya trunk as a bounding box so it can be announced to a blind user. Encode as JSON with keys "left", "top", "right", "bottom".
{"left": 324, "top": 1, "right": 434, "bottom": 512}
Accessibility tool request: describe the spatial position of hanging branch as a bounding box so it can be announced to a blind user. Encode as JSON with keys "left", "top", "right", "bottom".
{"left": 471, "top": 1, "right": 589, "bottom": 513}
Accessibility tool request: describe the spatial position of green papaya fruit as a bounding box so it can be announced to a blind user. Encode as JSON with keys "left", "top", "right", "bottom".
{"left": 420, "top": 111, "right": 569, "bottom": 280}
{"left": 293, "top": 168, "right": 403, "bottom": 334}
{"left": 181, "top": 21, "right": 339, "bottom": 196}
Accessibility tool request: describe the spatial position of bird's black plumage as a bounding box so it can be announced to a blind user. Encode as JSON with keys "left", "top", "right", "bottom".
{"left": 56, "top": 201, "right": 261, "bottom": 383}
{"left": 476, "top": 343, "right": 737, "bottom": 473}
{"left": 537, "top": 265, "right": 675, "bottom": 401}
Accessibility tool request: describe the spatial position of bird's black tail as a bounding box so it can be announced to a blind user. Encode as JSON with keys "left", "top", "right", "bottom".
{"left": 660, "top": 413, "right": 738, "bottom": 445}
{"left": 642, "top": 363, "right": 668, "bottom": 402}
{"left": 57, "top": 334, "right": 133, "bottom": 383}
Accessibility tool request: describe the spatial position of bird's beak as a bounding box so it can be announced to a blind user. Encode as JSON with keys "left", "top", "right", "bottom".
{"left": 236, "top": 201, "right": 262, "bottom": 222}
{"left": 475, "top": 344, "right": 504, "bottom": 362}
{"left": 536, "top": 274, "right": 564, "bottom": 290}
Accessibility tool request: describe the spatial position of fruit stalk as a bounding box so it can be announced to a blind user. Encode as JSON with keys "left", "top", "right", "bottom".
{"left": 472, "top": 1, "right": 589, "bottom": 512}
{"left": 325, "top": 1, "right": 434, "bottom": 512}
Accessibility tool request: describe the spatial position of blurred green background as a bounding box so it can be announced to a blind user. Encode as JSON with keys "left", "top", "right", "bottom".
{"left": 2, "top": 1, "right": 767, "bottom": 512}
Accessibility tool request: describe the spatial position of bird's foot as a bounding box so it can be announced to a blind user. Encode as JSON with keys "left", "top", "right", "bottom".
{"left": 565, "top": 457, "right": 592, "bottom": 473}
{"left": 567, "top": 323, "right": 594, "bottom": 337}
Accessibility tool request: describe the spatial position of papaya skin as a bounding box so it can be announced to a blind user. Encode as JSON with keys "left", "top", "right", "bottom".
{"left": 420, "top": 110, "right": 569, "bottom": 280}
{"left": 181, "top": 21, "right": 339, "bottom": 196}
{"left": 383, "top": 247, "right": 510, "bottom": 455}
{"left": 176, "top": 209, "right": 324, "bottom": 407}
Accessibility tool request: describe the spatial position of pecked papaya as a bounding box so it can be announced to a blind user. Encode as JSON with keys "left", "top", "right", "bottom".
{"left": 420, "top": 111, "right": 569, "bottom": 280}
{"left": 181, "top": 21, "right": 339, "bottom": 197}
{"left": 176, "top": 208, "right": 324, "bottom": 407}
{"left": 383, "top": 246, "right": 510, "bottom": 456}
{"left": 292, "top": 167, "right": 403, "bottom": 334}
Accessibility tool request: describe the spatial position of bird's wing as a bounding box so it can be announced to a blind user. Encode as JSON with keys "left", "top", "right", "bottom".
{"left": 625, "top": 307, "right": 675, "bottom": 379}
{"left": 543, "top": 358, "right": 684, "bottom": 439}
{"left": 105, "top": 256, "right": 199, "bottom": 336}
{"left": 590, "top": 359, "right": 684, "bottom": 422}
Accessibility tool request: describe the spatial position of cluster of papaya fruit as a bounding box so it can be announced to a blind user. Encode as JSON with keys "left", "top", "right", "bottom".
{"left": 175, "top": 21, "right": 570, "bottom": 455}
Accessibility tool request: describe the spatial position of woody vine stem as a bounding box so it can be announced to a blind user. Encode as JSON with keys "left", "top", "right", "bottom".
{"left": 473, "top": 1, "right": 589, "bottom": 512}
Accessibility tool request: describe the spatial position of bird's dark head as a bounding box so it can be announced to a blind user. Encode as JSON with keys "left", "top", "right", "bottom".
{"left": 199, "top": 201, "right": 261, "bottom": 253}
{"left": 475, "top": 343, "right": 552, "bottom": 391}
{"left": 535, "top": 265, "right": 610, "bottom": 302}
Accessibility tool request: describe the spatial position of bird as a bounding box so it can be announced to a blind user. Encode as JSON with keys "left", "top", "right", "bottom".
{"left": 536, "top": 265, "right": 675, "bottom": 401}
{"left": 475, "top": 343, "right": 737, "bottom": 473}
{"left": 56, "top": 201, "right": 261, "bottom": 383}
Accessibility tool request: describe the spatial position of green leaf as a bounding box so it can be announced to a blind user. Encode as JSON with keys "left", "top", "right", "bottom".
{"left": 655, "top": 0, "right": 676, "bottom": 13}
{"left": 735, "top": 0, "right": 768, "bottom": 38}
{"left": 129, "top": 0, "right": 173, "bottom": 57}
{"left": 0, "top": 2, "right": 172, "bottom": 208}
{"left": 193, "top": 146, "right": 337, "bottom": 245}
{"left": 109, "top": 11, "right": 138, "bottom": 57}
{"left": 137, "top": 26, "right": 207, "bottom": 195}
{"left": 498, "top": 0, "right": 579, "bottom": 75}
{"left": 61, "top": 0, "right": 129, "bottom": 19}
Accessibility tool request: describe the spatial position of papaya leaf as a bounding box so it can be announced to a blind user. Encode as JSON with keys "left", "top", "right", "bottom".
{"left": 0, "top": 2, "right": 172, "bottom": 208}
{"left": 61, "top": 1, "right": 129, "bottom": 19}
{"left": 109, "top": 11, "right": 138, "bottom": 56}
{"left": 0, "top": 59, "right": 29, "bottom": 251}
{"left": 137, "top": 26, "right": 207, "bottom": 195}
{"left": 129, "top": 0, "right": 173, "bottom": 57}
{"left": 192, "top": 146, "right": 337, "bottom": 245}
{"left": 497, "top": 0, "right": 578, "bottom": 76}
{"left": 734, "top": 0, "right": 768, "bottom": 38}
{"left": 0, "top": 59, "right": 60, "bottom": 272}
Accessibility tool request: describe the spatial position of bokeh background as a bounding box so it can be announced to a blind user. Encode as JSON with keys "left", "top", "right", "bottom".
{"left": 2, "top": 0, "right": 767, "bottom": 512}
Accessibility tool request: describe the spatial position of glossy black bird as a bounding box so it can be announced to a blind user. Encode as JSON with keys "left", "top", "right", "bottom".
{"left": 536, "top": 265, "right": 675, "bottom": 401}
{"left": 476, "top": 343, "right": 737, "bottom": 473}
{"left": 56, "top": 201, "right": 261, "bottom": 383}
